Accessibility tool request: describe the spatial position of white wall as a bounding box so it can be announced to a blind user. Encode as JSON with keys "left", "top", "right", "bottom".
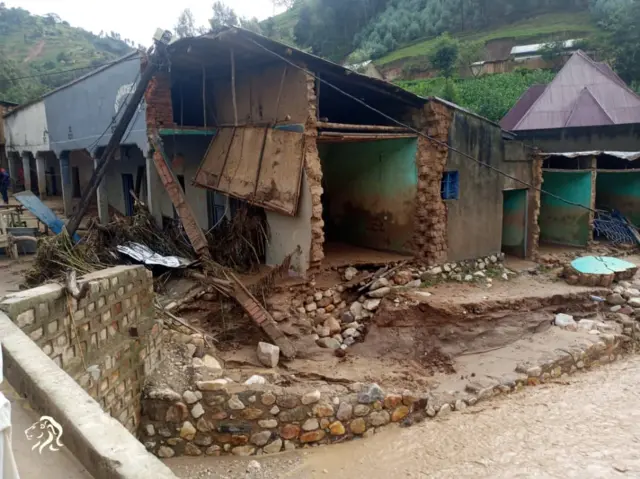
{"left": 4, "top": 101, "right": 49, "bottom": 155}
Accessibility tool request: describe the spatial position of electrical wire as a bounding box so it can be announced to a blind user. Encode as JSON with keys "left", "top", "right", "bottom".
{"left": 246, "top": 37, "right": 598, "bottom": 215}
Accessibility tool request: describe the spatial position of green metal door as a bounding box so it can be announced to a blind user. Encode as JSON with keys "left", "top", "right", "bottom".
{"left": 502, "top": 189, "right": 528, "bottom": 258}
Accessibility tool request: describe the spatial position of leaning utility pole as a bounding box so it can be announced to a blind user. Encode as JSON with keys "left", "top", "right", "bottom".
{"left": 65, "top": 41, "right": 165, "bottom": 237}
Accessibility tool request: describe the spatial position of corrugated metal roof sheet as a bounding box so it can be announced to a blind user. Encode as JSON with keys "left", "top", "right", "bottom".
{"left": 542, "top": 151, "right": 640, "bottom": 161}
{"left": 503, "top": 51, "right": 640, "bottom": 131}
{"left": 510, "top": 39, "right": 579, "bottom": 56}
{"left": 500, "top": 84, "right": 546, "bottom": 130}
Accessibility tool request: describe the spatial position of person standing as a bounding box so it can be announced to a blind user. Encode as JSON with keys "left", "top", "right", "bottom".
{"left": 0, "top": 168, "right": 10, "bottom": 205}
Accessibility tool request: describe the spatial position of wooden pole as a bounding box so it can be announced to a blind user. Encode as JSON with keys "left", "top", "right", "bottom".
{"left": 316, "top": 121, "right": 412, "bottom": 132}
{"left": 231, "top": 48, "right": 238, "bottom": 127}
{"left": 274, "top": 65, "right": 287, "bottom": 124}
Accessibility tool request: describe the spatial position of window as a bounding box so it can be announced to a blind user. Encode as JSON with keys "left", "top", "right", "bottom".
{"left": 441, "top": 171, "right": 459, "bottom": 200}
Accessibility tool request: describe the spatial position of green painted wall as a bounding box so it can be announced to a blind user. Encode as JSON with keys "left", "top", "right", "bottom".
{"left": 502, "top": 189, "right": 527, "bottom": 257}
{"left": 540, "top": 171, "right": 592, "bottom": 246}
{"left": 319, "top": 138, "right": 418, "bottom": 253}
{"left": 596, "top": 172, "right": 640, "bottom": 227}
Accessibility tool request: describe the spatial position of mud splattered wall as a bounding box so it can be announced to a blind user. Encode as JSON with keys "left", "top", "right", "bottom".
{"left": 319, "top": 138, "right": 418, "bottom": 254}
{"left": 445, "top": 112, "right": 503, "bottom": 261}
{"left": 596, "top": 172, "right": 640, "bottom": 226}
{"left": 540, "top": 171, "right": 592, "bottom": 246}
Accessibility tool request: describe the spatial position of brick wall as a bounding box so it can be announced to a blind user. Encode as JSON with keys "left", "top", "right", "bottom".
{"left": 0, "top": 265, "right": 164, "bottom": 433}
{"left": 145, "top": 70, "right": 174, "bottom": 130}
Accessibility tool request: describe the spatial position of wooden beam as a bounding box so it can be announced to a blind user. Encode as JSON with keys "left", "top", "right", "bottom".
{"left": 316, "top": 121, "right": 412, "bottom": 132}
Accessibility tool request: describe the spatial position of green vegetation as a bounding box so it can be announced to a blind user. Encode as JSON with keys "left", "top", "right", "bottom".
{"left": 378, "top": 11, "right": 597, "bottom": 65}
{"left": 398, "top": 69, "right": 556, "bottom": 122}
{"left": 0, "top": 4, "right": 133, "bottom": 104}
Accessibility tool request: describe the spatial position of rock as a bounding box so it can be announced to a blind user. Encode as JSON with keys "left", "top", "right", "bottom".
{"left": 242, "top": 408, "right": 264, "bottom": 420}
{"left": 350, "top": 302, "right": 364, "bottom": 320}
{"left": 324, "top": 317, "right": 342, "bottom": 335}
{"left": 185, "top": 442, "right": 203, "bottom": 456}
{"left": 313, "top": 403, "right": 334, "bottom": 417}
{"left": 628, "top": 298, "right": 640, "bottom": 308}
{"left": 165, "top": 403, "right": 188, "bottom": 423}
{"left": 370, "top": 278, "right": 390, "bottom": 290}
{"left": 369, "top": 411, "right": 390, "bottom": 426}
{"left": 278, "top": 406, "right": 307, "bottom": 422}
{"left": 501, "top": 273, "right": 509, "bottom": 281}
{"left": 306, "top": 302, "right": 318, "bottom": 312}
{"left": 261, "top": 392, "right": 277, "bottom": 406}
{"left": 626, "top": 288, "right": 640, "bottom": 298}
{"left": 454, "top": 399, "right": 467, "bottom": 411}
{"left": 406, "top": 279, "right": 422, "bottom": 288}
{"left": 393, "top": 271, "right": 413, "bottom": 286}
{"left": 200, "top": 355, "right": 222, "bottom": 372}
{"left": 244, "top": 375, "right": 268, "bottom": 386}
{"left": 302, "top": 390, "right": 322, "bottom": 405}
{"left": 251, "top": 431, "right": 272, "bottom": 446}
{"left": 263, "top": 438, "right": 283, "bottom": 454}
{"left": 363, "top": 299, "right": 382, "bottom": 311}
{"left": 354, "top": 404, "right": 370, "bottom": 416}
{"left": 247, "top": 459, "right": 262, "bottom": 476}
{"left": 280, "top": 424, "right": 301, "bottom": 440}
{"left": 191, "top": 403, "right": 205, "bottom": 419}
{"left": 284, "top": 440, "right": 296, "bottom": 452}
{"left": 316, "top": 325, "right": 331, "bottom": 337}
{"left": 300, "top": 430, "right": 326, "bottom": 443}
{"left": 384, "top": 394, "right": 403, "bottom": 409}
{"left": 607, "top": 293, "right": 627, "bottom": 306}
{"left": 186, "top": 343, "right": 197, "bottom": 358}
{"left": 350, "top": 418, "right": 366, "bottom": 435}
{"left": 490, "top": 255, "right": 498, "bottom": 263}
{"left": 302, "top": 418, "right": 319, "bottom": 431}
{"left": 344, "top": 267, "right": 359, "bottom": 281}
{"left": 336, "top": 402, "right": 353, "bottom": 421}
{"left": 473, "top": 271, "right": 486, "bottom": 278}
{"left": 256, "top": 342, "right": 280, "bottom": 368}
{"left": 314, "top": 292, "right": 324, "bottom": 302}
{"left": 554, "top": 313, "right": 577, "bottom": 331}
{"left": 183, "top": 390, "right": 198, "bottom": 404}
{"left": 610, "top": 305, "right": 623, "bottom": 313}
{"left": 329, "top": 421, "right": 346, "bottom": 435}
{"left": 145, "top": 424, "right": 156, "bottom": 436}
{"left": 464, "top": 275, "right": 473, "bottom": 282}
{"left": 205, "top": 445, "right": 221, "bottom": 456}
{"left": 157, "top": 446, "right": 175, "bottom": 458}
{"left": 147, "top": 387, "right": 181, "bottom": 402}
{"left": 342, "top": 328, "right": 357, "bottom": 338}
{"left": 317, "top": 338, "right": 341, "bottom": 349}
{"left": 438, "top": 403, "right": 452, "bottom": 417}
{"left": 228, "top": 395, "right": 245, "bottom": 410}
{"left": 358, "top": 383, "right": 385, "bottom": 404}
{"left": 426, "top": 406, "right": 436, "bottom": 417}
{"left": 232, "top": 446, "right": 255, "bottom": 456}
{"left": 180, "top": 421, "right": 197, "bottom": 440}
{"left": 391, "top": 406, "right": 410, "bottom": 422}
{"left": 578, "top": 319, "right": 598, "bottom": 331}
{"left": 368, "top": 287, "right": 391, "bottom": 298}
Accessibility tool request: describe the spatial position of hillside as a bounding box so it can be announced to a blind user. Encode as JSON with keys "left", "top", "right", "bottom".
{"left": 0, "top": 5, "right": 133, "bottom": 104}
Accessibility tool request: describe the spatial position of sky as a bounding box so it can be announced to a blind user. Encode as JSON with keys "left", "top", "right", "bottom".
{"left": 6, "top": 0, "right": 284, "bottom": 46}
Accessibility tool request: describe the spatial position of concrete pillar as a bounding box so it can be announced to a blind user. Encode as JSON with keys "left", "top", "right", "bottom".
{"left": 145, "top": 151, "right": 163, "bottom": 225}
{"left": 94, "top": 157, "right": 109, "bottom": 224}
{"left": 21, "top": 151, "right": 31, "bottom": 193}
{"left": 35, "top": 153, "right": 47, "bottom": 199}
{"left": 60, "top": 152, "right": 73, "bottom": 216}
{"left": 7, "top": 153, "right": 19, "bottom": 193}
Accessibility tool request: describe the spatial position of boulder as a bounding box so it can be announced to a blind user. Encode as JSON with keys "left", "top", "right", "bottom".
{"left": 256, "top": 342, "right": 280, "bottom": 368}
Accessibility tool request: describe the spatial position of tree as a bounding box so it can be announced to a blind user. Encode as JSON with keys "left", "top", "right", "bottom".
{"left": 175, "top": 8, "right": 197, "bottom": 38}
{"left": 428, "top": 34, "right": 460, "bottom": 78}
{"left": 210, "top": 1, "right": 239, "bottom": 32}
{"left": 601, "top": 0, "right": 640, "bottom": 84}
{"left": 458, "top": 40, "right": 484, "bottom": 77}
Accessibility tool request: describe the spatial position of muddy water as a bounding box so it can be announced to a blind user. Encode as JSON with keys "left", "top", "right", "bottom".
{"left": 168, "top": 357, "right": 640, "bottom": 478}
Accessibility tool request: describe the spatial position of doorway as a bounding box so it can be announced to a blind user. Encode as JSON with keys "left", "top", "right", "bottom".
{"left": 122, "top": 173, "right": 134, "bottom": 216}
{"left": 502, "top": 189, "right": 528, "bottom": 258}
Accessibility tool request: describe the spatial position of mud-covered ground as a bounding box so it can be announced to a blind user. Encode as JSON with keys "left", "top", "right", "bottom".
{"left": 167, "top": 355, "right": 640, "bottom": 478}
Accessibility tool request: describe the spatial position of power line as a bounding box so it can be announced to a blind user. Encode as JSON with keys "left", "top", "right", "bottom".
{"left": 246, "top": 37, "right": 598, "bottom": 215}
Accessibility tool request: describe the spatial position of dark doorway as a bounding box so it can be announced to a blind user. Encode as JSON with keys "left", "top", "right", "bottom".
{"left": 71, "top": 167, "right": 81, "bottom": 198}
{"left": 122, "top": 173, "right": 135, "bottom": 216}
{"left": 502, "top": 189, "right": 528, "bottom": 258}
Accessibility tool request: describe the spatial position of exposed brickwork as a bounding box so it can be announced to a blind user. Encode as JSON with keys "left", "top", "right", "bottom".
{"left": 0, "top": 266, "right": 164, "bottom": 433}
{"left": 413, "top": 102, "right": 452, "bottom": 265}
{"left": 528, "top": 156, "right": 543, "bottom": 260}
{"left": 304, "top": 72, "right": 324, "bottom": 270}
{"left": 145, "top": 70, "right": 174, "bottom": 130}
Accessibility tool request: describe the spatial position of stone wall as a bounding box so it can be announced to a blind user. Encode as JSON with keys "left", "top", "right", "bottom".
{"left": 0, "top": 265, "right": 164, "bottom": 433}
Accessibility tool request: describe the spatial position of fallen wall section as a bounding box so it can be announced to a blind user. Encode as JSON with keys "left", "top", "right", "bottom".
{"left": 0, "top": 265, "right": 164, "bottom": 433}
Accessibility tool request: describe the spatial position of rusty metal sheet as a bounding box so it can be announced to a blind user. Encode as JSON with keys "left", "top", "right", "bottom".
{"left": 194, "top": 126, "right": 305, "bottom": 217}
{"left": 255, "top": 128, "right": 305, "bottom": 215}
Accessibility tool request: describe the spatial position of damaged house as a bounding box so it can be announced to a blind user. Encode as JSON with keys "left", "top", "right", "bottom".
{"left": 3, "top": 28, "right": 541, "bottom": 272}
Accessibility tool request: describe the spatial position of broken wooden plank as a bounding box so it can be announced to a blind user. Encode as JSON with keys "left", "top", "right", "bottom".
{"left": 316, "top": 122, "right": 412, "bottom": 132}
{"left": 148, "top": 132, "right": 211, "bottom": 260}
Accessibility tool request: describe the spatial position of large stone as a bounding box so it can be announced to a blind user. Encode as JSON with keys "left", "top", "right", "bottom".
{"left": 277, "top": 395, "right": 299, "bottom": 409}
{"left": 329, "top": 421, "right": 346, "bottom": 435}
{"left": 317, "top": 338, "right": 341, "bottom": 349}
{"left": 607, "top": 293, "right": 627, "bottom": 306}
{"left": 370, "top": 278, "right": 390, "bottom": 290}
{"left": 628, "top": 298, "right": 640, "bottom": 308}
{"left": 336, "top": 402, "right": 353, "bottom": 421}
{"left": 324, "top": 317, "right": 342, "bottom": 336}
{"left": 438, "top": 403, "right": 452, "bottom": 417}
{"left": 196, "top": 379, "right": 229, "bottom": 391}
{"left": 313, "top": 403, "right": 334, "bottom": 417}
{"left": 358, "top": 384, "right": 385, "bottom": 404}
{"left": 147, "top": 387, "right": 181, "bottom": 402}
{"left": 344, "top": 267, "right": 359, "bottom": 281}
{"left": 205, "top": 445, "right": 221, "bottom": 456}
{"left": 350, "top": 302, "right": 364, "bottom": 320}
{"left": 302, "top": 390, "right": 322, "bottom": 405}
{"left": 191, "top": 403, "right": 205, "bottom": 419}
{"left": 251, "top": 431, "right": 272, "bottom": 446}
{"left": 202, "top": 355, "right": 223, "bottom": 371}
{"left": 180, "top": 421, "right": 197, "bottom": 440}
{"left": 157, "top": 446, "right": 175, "bottom": 458}
{"left": 349, "top": 418, "right": 366, "bottom": 435}
{"left": 261, "top": 392, "right": 277, "bottom": 406}
{"left": 166, "top": 402, "right": 189, "bottom": 423}
{"left": 363, "top": 299, "right": 382, "bottom": 312}
{"left": 263, "top": 438, "right": 283, "bottom": 454}
{"left": 257, "top": 342, "right": 280, "bottom": 368}
{"left": 300, "top": 430, "right": 326, "bottom": 443}
{"left": 184, "top": 442, "right": 203, "bottom": 456}
{"left": 280, "top": 424, "right": 301, "bottom": 440}
{"left": 306, "top": 302, "right": 318, "bottom": 312}
{"left": 232, "top": 446, "right": 256, "bottom": 456}
{"left": 278, "top": 406, "right": 307, "bottom": 422}
{"left": 393, "top": 271, "right": 413, "bottom": 286}
{"left": 228, "top": 395, "right": 245, "bottom": 410}
{"left": 368, "top": 287, "right": 391, "bottom": 298}
{"left": 369, "top": 411, "right": 390, "bottom": 426}
{"left": 354, "top": 405, "right": 370, "bottom": 417}
{"left": 182, "top": 390, "right": 199, "bottom": 404}
{"left": 258, "top": 419, "right": 278, "bottom": 429}
{"left": 242, "top": 408, "right": 264, "bottom": 420}
{"left": 302, "top": 418, "right": 320, "bottom": 431}
{"left": 392, "top": 406, "right": 410, "bottom": 422}
{"left": 384, "top": 394, "right": 403, "bottom": 409}
{"left": 244, "top": 375, "right": 267, "bottom": 385}
{"left": 554, "top": 313, "right": 577, "bottom": 331}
